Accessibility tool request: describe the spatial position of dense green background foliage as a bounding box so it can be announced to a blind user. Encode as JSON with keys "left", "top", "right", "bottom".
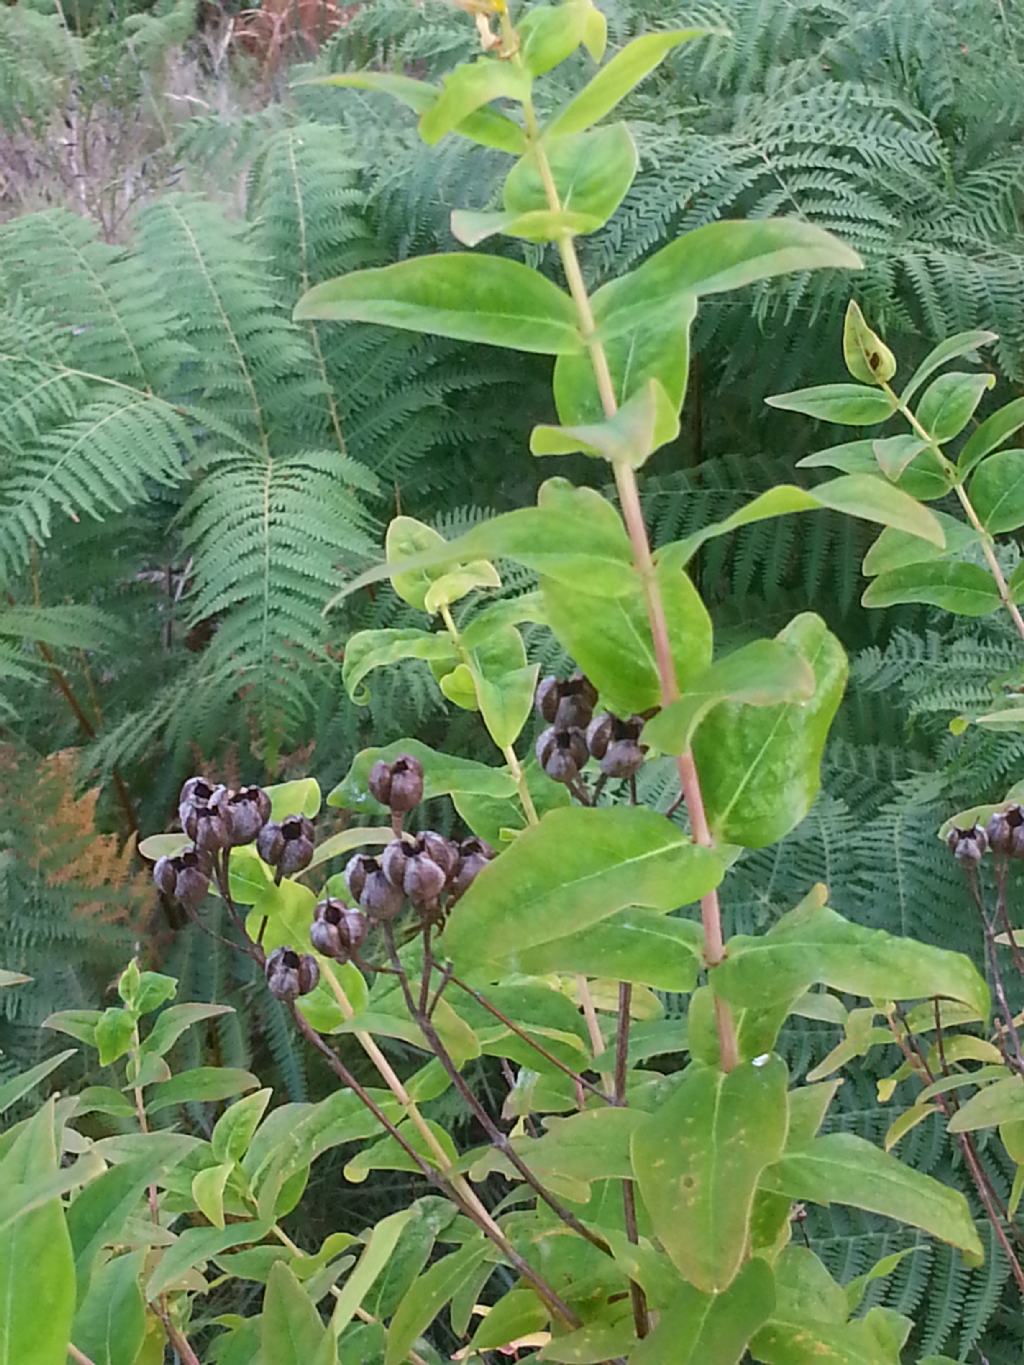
{"left": 3, "top": 0, "right": 1024, "bottom": 1358}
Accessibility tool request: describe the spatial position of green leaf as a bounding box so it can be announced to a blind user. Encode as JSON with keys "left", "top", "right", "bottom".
{"left": 443, "top": 806, "right": 726, "bottom": 971}
{"left": 418, "top": 58, "right": 530, "bottom": 145}
{"left": 453, "top": 755, "right": 569, "bottom": 846}
{"left": 424, "top": 562, "right": 501, "bottom": 614}
{"left": 477, "top": 1108, "right": 647, "bottom": 1194}
{"left": 68, "top": 1140, "right": 189, "bottom": 1299}
{"left": 384, "top": 1240, "right": 488, "bottom": 1365}
{"left": 531, "top": 378, "right": 678, "bottom": 467}
{"left": 969, "top": 448, "right": 1024, "bottom": 533}
{"left": 547, "top": 28, "right": 719, "bottom": 136}
{"left": 540, "top": 481, "right": 711, "bottom": 713}
{"left": 873, "top": 435, "right": 927, "bottom": 481}
{"left": 339, "top": 482, "right": 636, "bottom": 604}
{"left": 385, "top": 516, "right": 448, "bottom": 611}
{"left": 342, "top": 628, "right": 456, "bottom": 704}
{"left": 630, "top": 1258, "right": 775, "bottom": 1365}
{"left": 133, "top": 971, "right": 177, "bottom": 1016}
{"left": 261, "top": 1261, "right": 328, "bottom": 1364}
{"left": 958, "top": 395, "right": 1024, "bottom": 474}
{"left": 761, "top": 1131, "right": 982, "bottom": 1257}
{"left": 140, "top": 1001, "right": 234, "bottom": 1058}
{"left": 265, "top": 778, "right": 322, "bottom": 821}
{"left": 861, "top": 512, "right": 977, "bottom": 577}
{"left": 0, "top": 1101, "right": 75, "bottom": 1365}
{"left": 345, "top": 1119, "right": 457, "bottom": 1182}
{"left": 450, "top": 207, "right": 599, "bottom": 246}
{"left": 468, "top": 1289, "right": 547, "bottom": 1351}
{"left": 632, "top": 1056, "right": 789, "bottom": 1291}
{"left": 902, "top": 329, "right": 997, "bottom": 403}
{"left": 845, "top": 1248, "right": 921, "bottom": 1313}
{"left": 328, "top": 739, "right": 516, "bottom": 815}
{"left": 0, "top": 1048, "right": 74, "bottom": 1118}
{"left": 295, "top": 255, "right": 581, "bottom": 356}
{"left": 663, "top": 475, "right": 944, "bottom": 567}
{"left": 843, "top": 300, "right": 896, "bottom": 385}
{"left": 862, "top": 561, "right": 1001, "bottom": 616}
{"left": 797, "top": 439, "right": 876, "bottom": 475}
{"left": 766, "top": 383, "right": 896, "bottom": 425}
{"left": 916, "top": 371, "right": 995, "bottom": 443}
{"left": 305, "top": 72, "right": 527, "bottom": 153}
{"left": 147, "top": 1066, "right": 259, "bottom": 1114}
{"left": 328, "top": 1208, "right": 416, "bottom": 1341}
{"left": 693, "top": 614, "right": 847, "bottom": 847}
{"left": 95, "top": 1006, "right": 135, "bottom": 1066}
{"left": 713, "top": 893, "right": 989, "bottom": 1018}
{"left": 0, "top": 969, "right": 29, "bottom": 988}
{"left": 508, "top": 908, "right": 703, "bottom": 992}
{"left": 192, "top": 1163, "right": 232, "bottom": 1230}
{"left": 212, "top": 1089, "right": 273, "bottom": 1165}
{"left": 72, "top": 1250, "right": 146, "bottom": 1365}
{"left": 602, "top": 221, "right": 862, "bottom": 343}
{"left": 147, "top": 1221, "right": 269, "bottom": 1300}
{"left": 643, "top": 639, "right": 815, "bottom": 756}
{"left": 518, "top": 1, "right": 590, "bottom": 75}
{"left": 504, "top": 123, "right": 638, "bottom": 231}
{"left": 947, "top": 1076, "right": 1024, "bottom": 1132}
{"left": 306, "top": 827, "right": 394, "bottom": 872}
{"left": 553, "top": 295, "right": 694, "bottom": 437}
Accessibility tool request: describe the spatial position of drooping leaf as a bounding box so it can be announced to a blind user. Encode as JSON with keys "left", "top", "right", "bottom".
{"left": 643, "top": 639, "right": 815, "bottom": 756}
{"left": 862, "top": 561, "right": 1001, "bottom": 615}
{"left": 547, "top": 28, "right": 716, "bottom": 135}
{"left": 450, "top": 206, "right": 599, "bottom": 246}
{"left": 873, "top": 435, "right": 927, "bottom": 481}
{"left": 147, "top": 1221, "right": 269, "bottom": 1300}
{"left": 713, "top": 893, "right": 989, "bottom": 1018}
{"left": 442, "top": 806, "right": 726, "bottom": 972}
{"left": 140, "top": 1002, "right": 234, "bottom": 1058}
{"left": 692, "top": 614, "right": 847, "bottom": 847}
{"left": 916, "top": 371, "right": 995, "bottom": 443}
{"left": 630, "top": 1257, "right": 775, "bottom": 1365}
{"left": 761, "top": 1132, "right": 982, "bottom": 1257}
{"left": 633, "top": 1056, "right": 789, "bottom": 1291}
{"left": 295, "top": 256, "right": 581, "bottom": 356}
{"left": 328, "top": 1209, "right": 416, "bottom": 1341}
{"left": 467, "top": 1289, "right": 548, "bottom": 1352}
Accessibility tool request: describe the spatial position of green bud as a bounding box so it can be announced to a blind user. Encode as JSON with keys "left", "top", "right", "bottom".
{"left": 843, "top": 300, "right": 896, "bottom": 386}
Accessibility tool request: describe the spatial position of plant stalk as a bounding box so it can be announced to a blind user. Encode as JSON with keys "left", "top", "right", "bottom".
{"left": 521, "top": 102, "right": 738, "bottom": 1070}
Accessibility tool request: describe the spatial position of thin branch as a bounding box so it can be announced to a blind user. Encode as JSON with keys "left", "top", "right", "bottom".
{"left": 447, "top": 972, "right": 613, "bottom": 1105}
{"left": 615, "top": 983, "right": 649, "bottom": 1339}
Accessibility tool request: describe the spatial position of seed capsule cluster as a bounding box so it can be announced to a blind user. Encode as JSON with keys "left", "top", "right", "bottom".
{"left": 534, "top": 672, "right": 649, "bottom": 786}
{"left": 154, "top": 757, "right": 495, "bottom": 1000}
{"left": 948, "top": 805, "right": 1024, "bottom": 866}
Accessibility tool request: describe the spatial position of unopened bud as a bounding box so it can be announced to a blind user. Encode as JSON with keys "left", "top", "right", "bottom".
{"left": 346, "top": 854, "right": 404, "bottom": 919}
{"left": 586, "top": 713, "right": 647, "bottom": 778}
{"left": 154, "top": 846, "right": 212, "bottom": 911}
{"left": 947, "top": 824, "right": 988, "bottom": 866}
{"left": 224, "top": 786, "right": 271, "bottom": 845}
{"left": 535, "top": 673, "right": 597, "bottom": 730}
{"left": 266, "top": 947, "right": 320, "bottom": 1001}
{"left": 257, "top": 815, "right": 315, "bottom": 877}
{"left": 310, "top": 899, "right": 368, "bottom": 963}
{"left": 368, "top": 755, "right": 424, "bottom": 812}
